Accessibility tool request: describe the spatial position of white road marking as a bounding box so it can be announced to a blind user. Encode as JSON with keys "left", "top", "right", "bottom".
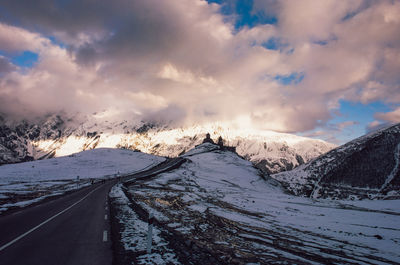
{"left": 104, "top": 214, "right": 108, "bottom": 220}
{"left": 0, "top": 185, "right": 103, "bottom": 252}
{"left": 105, "top": 206, "right": 108, "bottom": 210}
{"left": 103, "top": 230, "right": 108, "bottom": 242}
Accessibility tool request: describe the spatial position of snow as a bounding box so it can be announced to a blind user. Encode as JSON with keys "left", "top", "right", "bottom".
{"left": 0, "top": 148, "right": 165, "bottom": 213}
{"left": 21, "top": 117, "right": 335, "bottom": 175}
{"left": 181, "top": 142, "right": 219, "bottom": 156}
{"left": 0, "top": 148, "right": 164, "bottom": 182}
{"left": 120, "top": 144, "right": 400, "bottom": 264}
{"left": 109, "top": 184, "right": 180, "bottom": 264}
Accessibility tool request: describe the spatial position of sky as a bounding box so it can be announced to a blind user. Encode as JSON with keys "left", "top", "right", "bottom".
{"left": 0, "top": 0, "right": 399, "bottom": 144}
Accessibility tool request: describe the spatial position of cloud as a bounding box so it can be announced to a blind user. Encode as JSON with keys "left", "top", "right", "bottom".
{"left": 0, "top": 56, "right": 16, "bottom": 74}
{"left": 302, "top": 130, "right": 327, "bottom": 138}
{"left": 337, "top": 120, "right": 358, "bottom": 129}
{"left": 0, "top": 23, "right": 50, "bottom": 52}
{"left": 375, "top": 107, "right": 400, "bottom": 123}
{"left": 367, "top": 107, "right": 400, "bottom": 133}
{"left": 366, "top": 120, "right": 392, "bottom": 133}
{"left": 0, "top": 0, "right": 399, "bottom": 134}
{"left": 141, "top": 104, "right": 187, "bottom": 126}
{"left": 302, "top": 120, "right": 359, "bottom": 144}
{"left": 276, "top": 0, "right": 363, "bottom": 42}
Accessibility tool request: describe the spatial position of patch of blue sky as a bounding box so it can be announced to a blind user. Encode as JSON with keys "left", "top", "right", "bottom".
{"left": 286, "top": 47, "right": 295, "bottom": 55}
{"left": 312, "top": 35, "right": 337, "bottom": 46}
{"left": 332, "top": 100, "right": 391, "bottom": 143}
{"left": 313, "top": 40, "right": 329, "bottom": 46}
{"left": 262, "top": 37, "right": 288, "bottom": 51}
{"left": 274, "top": 72, "right": 304, "bottom": 85}
{"left": 298, "top": 100, "right": 393, "bottom": 144}
{"left": 48, "top": 36, "right": 66, "bottom": 49}
{"left": 207, "top": 0, "right": 277, "bottom": 30}
{"left": 10, "top": 51, "right": 39, "bottom": 68}
{"left": 334, "top": 100, "right": 391, "bottom": 125}
{"left": 341, "top": 6, "right": 367, "bottom": 22}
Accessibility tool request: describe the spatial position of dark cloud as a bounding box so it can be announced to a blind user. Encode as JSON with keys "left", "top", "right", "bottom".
{"left": 0, "top": 0, "right": 110, "bottom": 36}
{"left": 0, "top": 0, "right": 201, "bottom": 66}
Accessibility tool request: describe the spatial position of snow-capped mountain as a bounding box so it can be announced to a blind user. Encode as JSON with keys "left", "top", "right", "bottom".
{"left": 273, "top": 123, "right": 400, "bottom": 200}
{"left": 0, "top": 113, "right": 334, "bottom": 173}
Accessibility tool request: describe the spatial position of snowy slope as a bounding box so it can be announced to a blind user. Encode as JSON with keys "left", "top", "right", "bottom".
{"left": 273, "top": 123, "right": 400, "bottom": 199}
{"left": 0, "top": 113, "right": 334, "bottom": 174}
{"left": 0, "top": 148, "right": 165, "bottom": 213}
{"left": 117, "top": 143, "right": 400, "bottom": 264}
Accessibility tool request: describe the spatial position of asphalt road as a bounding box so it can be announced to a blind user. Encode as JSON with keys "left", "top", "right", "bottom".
{"left": 123, "top": 157, "right": 186, "bottom": 184}
{"left": 0, "top": 181, "right": 115, "bottom": 265}
{"left": 0, "top": 157, "right": 186, "bottom": 265}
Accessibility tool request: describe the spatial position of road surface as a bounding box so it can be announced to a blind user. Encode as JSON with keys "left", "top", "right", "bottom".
{"left": 0, "top": 157, "right": 185, "bottom": 265}
{"left": 0, "top": 181, "right": 115, "bottom": 265}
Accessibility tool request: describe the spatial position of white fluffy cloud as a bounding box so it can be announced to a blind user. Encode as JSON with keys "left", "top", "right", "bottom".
{"left": 0, "top": 0, "right": 399, "bottom": 133}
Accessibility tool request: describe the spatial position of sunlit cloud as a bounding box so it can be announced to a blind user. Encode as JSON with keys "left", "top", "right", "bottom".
{"left": 0, "top": 0, "right": 399, "bottom": 142}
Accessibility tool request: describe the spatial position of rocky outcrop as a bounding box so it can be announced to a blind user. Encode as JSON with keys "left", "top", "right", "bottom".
{"left": 273, "top": 123, "right": 400, "bottom": 199}
{"left": 0, "top": 115, "right": 66, "bottom": 164}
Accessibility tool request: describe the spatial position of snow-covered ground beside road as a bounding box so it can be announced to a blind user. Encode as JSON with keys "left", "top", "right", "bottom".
{"left": 120, "top": 143, "right": 400, "bottom": 264}
{"left": 0, "top": 148, "right": 165, "bottom": 214}
{"left": 109, "top": 184, "right": 180, "bottom": 264}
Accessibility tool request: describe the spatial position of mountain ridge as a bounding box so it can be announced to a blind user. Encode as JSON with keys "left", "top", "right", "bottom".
{"left": 0, "top": 113, "right": 334, "bottom": 174}
{"left": 272, "top": 123, "right": 400, "bottom": 199}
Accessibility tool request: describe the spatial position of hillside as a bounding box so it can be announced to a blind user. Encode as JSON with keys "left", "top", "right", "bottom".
{"left": 273, "top": 123, "right": 400, "bottom": 199}
{"left": 110, "top": 143, "right": 400, "bottom": 264}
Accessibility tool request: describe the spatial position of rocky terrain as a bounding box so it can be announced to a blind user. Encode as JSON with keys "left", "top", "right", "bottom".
{"left": 0, "top": 113, "right": 334, "bottom": 174}
{"left": 273, "top": 123, "right": 400, "bottom": 200}
{"left": 110, "top": 143, "right": 400, "bottom": 264}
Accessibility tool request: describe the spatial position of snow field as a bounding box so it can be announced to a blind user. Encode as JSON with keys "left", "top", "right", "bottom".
{"left": 0, "top": 148, "right": 165, "bottom": 213}
{"left": 121, "top": 144, "right": 400, "bottom": 264}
